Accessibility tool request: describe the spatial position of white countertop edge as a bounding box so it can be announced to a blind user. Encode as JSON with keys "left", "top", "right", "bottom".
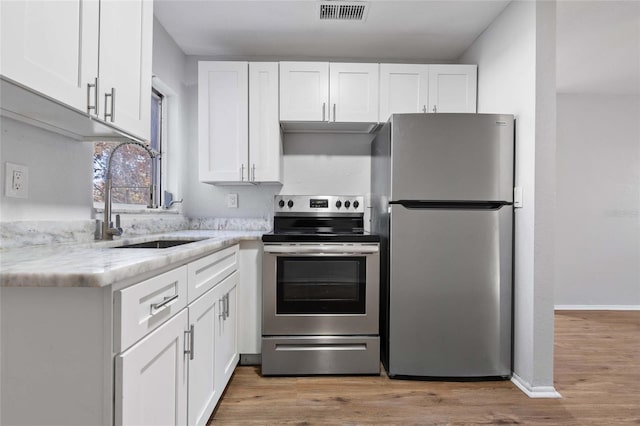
{"left": 0, "top": 230, "right": 264, "bottom": 288}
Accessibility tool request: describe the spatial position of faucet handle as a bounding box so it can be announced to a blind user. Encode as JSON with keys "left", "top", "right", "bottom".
{"left": 114, "top": 214, "right": 123, "bottom": 236}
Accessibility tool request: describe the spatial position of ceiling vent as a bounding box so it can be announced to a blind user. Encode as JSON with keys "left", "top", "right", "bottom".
{"left": 318, "top": 1, "right": 369, "bottom": 21}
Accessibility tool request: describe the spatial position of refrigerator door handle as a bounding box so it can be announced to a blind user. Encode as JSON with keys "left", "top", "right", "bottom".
{"left": 390, "top": 201, "right": 512, "bottom": 210}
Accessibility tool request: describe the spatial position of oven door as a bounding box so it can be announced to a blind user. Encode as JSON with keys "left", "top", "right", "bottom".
{"left": 263, "top": 243, "right": 379, "bottom": 336}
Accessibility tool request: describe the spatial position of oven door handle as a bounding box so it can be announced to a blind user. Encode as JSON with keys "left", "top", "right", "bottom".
{"left": 263, "top": 244, "right": 379, "bottom": 254}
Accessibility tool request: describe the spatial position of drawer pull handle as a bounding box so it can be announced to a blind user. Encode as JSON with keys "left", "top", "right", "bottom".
{"left": 150, "top": 294, "right": 179, "bottom": 314}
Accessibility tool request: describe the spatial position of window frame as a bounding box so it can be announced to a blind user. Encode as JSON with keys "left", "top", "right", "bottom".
{"left": 92, "top": 87, "right": 167, "bottom": 211}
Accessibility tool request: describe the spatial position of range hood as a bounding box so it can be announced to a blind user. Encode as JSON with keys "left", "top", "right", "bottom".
{"left": 280, "top": 121, "right": 382, "bottom": 134}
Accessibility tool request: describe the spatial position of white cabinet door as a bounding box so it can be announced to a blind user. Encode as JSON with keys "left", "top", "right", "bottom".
{"left": 379, "top": 64, "right": 429, "bottom": 122}
{"left": 330, "top": 63, "right": 379, "bottom": 123}
{"left": 0, "top": 0, "right": 99, "bottom": 113}
{"left": 279, "top": 62, "right": 329, "bottom": 121}
{"left": 99, "top": 0, "right": 153, "bottom": 140}
{"left": 427, "top": 64, "right": 477, "bottom": 113}
{"left": 214, "top": 271, "right": 239, "bottom": 396}
{"left": 249, "top": 62, "right": 282, "bottom": 183}
{"left": 187, "top": 288, "right": 220, "bottom": 426}
{"left": 198, "top": 61, "right": 249, "bottom": 183}
{"left": 115, "top": 309, "right": 188, "bottom": 426}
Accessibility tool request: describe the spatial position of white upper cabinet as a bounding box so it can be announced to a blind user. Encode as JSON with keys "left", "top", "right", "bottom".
{"left": 0, "top": 0, "right": 153, "bottom": 142}
{"left": 198, "top": 61, "right": 249, "bottom": 183}
{"left": 380, "top": 64, "right": 477, "bottom": 119}
{"left": 249, "top": 62, "right": 282, "bottom": 183}
{"left": 280, "top": 61, "right": 379, "bottom": 123}
{"left": 279, "top": 62, "right": 329, "bottom": 121}
{"left": 199, "top": 61, "right": 281, "bottom": 184}
{"left": 379, "top": 64, "right": 429, "bottom": 122}
{"left": 0, "top": 0, "right": 99, "bottom": 113}
{"left": 99, "top": 0, "right": 153, "bottom": 141}
{"left": 428, "top": 64, "right": 477, "bottom": 113}
{"left": 330, "top": 63, "right": 379, "bottom": 122}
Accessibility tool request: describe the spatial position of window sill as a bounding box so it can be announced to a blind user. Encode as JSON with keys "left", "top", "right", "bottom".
{"left": 93, "top": 203, "right": 182, "bottom": 215}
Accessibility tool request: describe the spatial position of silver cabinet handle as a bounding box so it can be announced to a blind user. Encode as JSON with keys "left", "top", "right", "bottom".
{"left": 104, "top": 88, "right": 116, "bottom": 122}
{"left": 251, "top": 164, "right": 256, "bottom": 182}
{"left": 333, "top": 103, "right": 336, "bottom": 122}
{"left": 240, "top": 164, "right": 245, "bottom": 181}
{"left": 224, "top": 293, "right": 229, "bottom": 318}
{"left": 87, "top": 77, "right": 99, "bottom": 115}
{"left": 184, "top": 325, "right": 195, "bottom": 360}
{"left": 432, "top": 105, "right": 437, "bottom": 113}
{"left": 422, "top": 105, "right": 427, "bottom": 113}
{"left": 322, "top": 102, "right": 326, "bottom": 122}
{"left": 150, "top": 294, "right": 179, "bottom": 315}
{"left": 219, "top": 297, "right": 225, "bottom": 319}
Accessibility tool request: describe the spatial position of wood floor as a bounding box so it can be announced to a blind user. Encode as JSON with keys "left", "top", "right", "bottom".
{"left": 209, "top": 311, "right": 640, "bottom": 425}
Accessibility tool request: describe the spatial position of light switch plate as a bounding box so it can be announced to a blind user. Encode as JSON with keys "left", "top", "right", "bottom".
{"left": 226, "top": 193, "right": 238, "bottom": 208}
{"left": 514, "top": 187, "right": 523, "bottom": 208}
{"left": 5, "top": 162, "right": 28, "bottom": 199}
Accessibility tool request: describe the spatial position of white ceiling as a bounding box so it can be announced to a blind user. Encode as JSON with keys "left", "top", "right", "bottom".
{"left": 153, "top": 0, "right": 511, "bottom": 62}
{"left": 155, "top": 0, "right": 640, "bottom": 95}
{"left": 556, "top": 0, "right": 640, "bottom": 95}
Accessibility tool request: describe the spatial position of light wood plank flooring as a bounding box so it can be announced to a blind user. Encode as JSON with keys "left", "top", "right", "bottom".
{"left": 209, "top": 311, "right": 640, "bottom": 425}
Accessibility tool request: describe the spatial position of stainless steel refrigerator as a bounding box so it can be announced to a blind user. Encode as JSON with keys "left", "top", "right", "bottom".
{"left": 371, "top": 113, "right": 514, "bottom": 379}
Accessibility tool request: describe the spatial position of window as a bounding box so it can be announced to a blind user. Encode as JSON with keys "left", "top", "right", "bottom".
{"left": 93, "top": 89, "right": 164, "bottom": 207}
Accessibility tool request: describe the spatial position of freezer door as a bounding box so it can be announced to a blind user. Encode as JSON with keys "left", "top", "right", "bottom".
{"left": 390, "top": 114, "right": 514, "bottom": 202}
{"left": 388, "top": 204, "right": 512, "bottom": 377}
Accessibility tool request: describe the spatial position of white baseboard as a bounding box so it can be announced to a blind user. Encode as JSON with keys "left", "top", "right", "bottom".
{"left": 511, "top": 373, "right": 562, "bottom": 398}
{"left": 555, "top": 305, "right": 640, "bottom": 311}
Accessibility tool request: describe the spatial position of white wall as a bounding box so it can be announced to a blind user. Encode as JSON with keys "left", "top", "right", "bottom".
{"left": 0, "top": 117, "right": 93, "bottom": 222}
{"left": 460, "top": 1, "right": 557, "bottom": 394}
{"left": 556, "top": 94, "right": 640, "bottom": 307}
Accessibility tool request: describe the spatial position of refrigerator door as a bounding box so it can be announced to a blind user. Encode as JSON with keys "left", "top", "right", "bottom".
{"left": 388, "top": 204, "right": 512, "bottom": 377}
{"left": 390, "top": 114, "right": 514, "bottom": 202}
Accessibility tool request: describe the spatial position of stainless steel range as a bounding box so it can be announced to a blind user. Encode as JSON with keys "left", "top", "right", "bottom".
{"left": 261, "top": 195, "right": 380, "bottom": 375}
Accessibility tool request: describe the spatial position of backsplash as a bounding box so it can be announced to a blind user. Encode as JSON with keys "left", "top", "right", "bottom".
{"left": 189, "top": 217, "right": 272, "bottom": 231}
{"left": 0, "top": 220, "right": 97, "bottom": 249}
{"left": 1, "top": 216, "right": 272, "bottom": 249}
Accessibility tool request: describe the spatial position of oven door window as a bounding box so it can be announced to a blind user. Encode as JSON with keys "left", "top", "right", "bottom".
{"left": 276, "top": 256, "right": 366, "bottom": 314}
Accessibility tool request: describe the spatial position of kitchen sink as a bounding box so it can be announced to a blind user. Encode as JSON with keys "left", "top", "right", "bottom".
{"left": 112, "top": 239, "right": 202, "bottom": 249}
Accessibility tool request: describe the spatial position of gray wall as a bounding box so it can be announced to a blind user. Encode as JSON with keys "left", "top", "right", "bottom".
{"left": 0, "top": 117, "right": 93, "bottom": 222}
{"left": 555, "top": 94, "right": 640, "bottom": 307}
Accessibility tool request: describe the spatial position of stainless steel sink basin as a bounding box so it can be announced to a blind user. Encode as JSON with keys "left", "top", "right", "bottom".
{"left": 112, "top": 239, "right": 201, "bottom": 249}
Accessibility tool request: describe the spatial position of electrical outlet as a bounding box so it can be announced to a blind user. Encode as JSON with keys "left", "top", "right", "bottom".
{"left": 5, "top": 162, "right": 28, "bottom": 199}
{"left": 226, "top": 193, "right": 238, "bottom": 208}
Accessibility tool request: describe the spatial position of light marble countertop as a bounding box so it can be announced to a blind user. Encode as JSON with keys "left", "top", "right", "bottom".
{"left": 0, "top": 230, "right": 264, "bottom": 288}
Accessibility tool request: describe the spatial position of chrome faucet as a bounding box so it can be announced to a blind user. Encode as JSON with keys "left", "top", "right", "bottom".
{"left": 100, "top": 140, "right": 158, "bottom": 240}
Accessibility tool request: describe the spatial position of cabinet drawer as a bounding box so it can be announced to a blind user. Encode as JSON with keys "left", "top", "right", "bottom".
{"left": 115, "top": 266, "right": 188, "bottom": 352}
{"left": 188, "top": 244, "right": 239, "bottom": 303}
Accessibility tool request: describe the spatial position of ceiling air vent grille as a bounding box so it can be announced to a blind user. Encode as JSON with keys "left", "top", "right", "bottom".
{"left": 319, "top": 1, "right": 368, "bottom": 21}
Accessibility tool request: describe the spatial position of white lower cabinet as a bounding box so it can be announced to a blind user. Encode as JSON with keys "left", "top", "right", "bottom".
{"left": 187, "top": 285, "right": 220, "bottom": 426}
{"left": 115, "top": 309, "right": 189, "bottom": 426}
{"left": 0, "top": 244, "right": 241, "bottom": 426}
{"left": 114, "top": 244, "right": 240, "bottom": 426}
{"left": 186, "top": 270, "right": 239, "bottom": 426}
{"left": 214, "top": 272, "right": 239, "bottom": 395}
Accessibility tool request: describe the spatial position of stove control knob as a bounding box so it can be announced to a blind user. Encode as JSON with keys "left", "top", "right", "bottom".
{"left": 278, "top": 200, "right": 285, "bottom": 208}
{"left": 353, "top": 200, "right": 360, "bottom": 209}
{"left": 287, "top": 200, "right": 294, "bottom": 208}
{"left": 344, "top": 200, "right": 351, "bottom": 208}
{"left": 335, "top": 200, "right": 342, "bottom": 208}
